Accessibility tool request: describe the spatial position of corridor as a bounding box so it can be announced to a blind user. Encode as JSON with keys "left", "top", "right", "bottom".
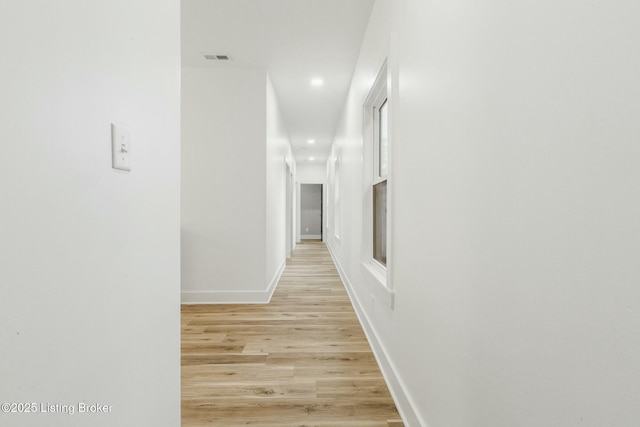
{"left": 181, "top": 242, "right": 403, "bottom": 426}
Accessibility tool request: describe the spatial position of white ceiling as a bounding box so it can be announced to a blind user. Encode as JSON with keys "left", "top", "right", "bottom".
{"left": 181, "top": 0, "right": 375, "bottom": 165}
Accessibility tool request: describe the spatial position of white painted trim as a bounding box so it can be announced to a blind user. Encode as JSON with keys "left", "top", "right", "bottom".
{"left": 296, "top": 182, "right": 301, "bottom": 243}
{"left": 362, "top": 260, "right": 395, "bottom": 310}
{"left": 181, "top": 290, "right": 269, "bottom": 304}
{"left": 327, "top": 243, "right": 425, "bottom": 427}
{"left": 301, "top": 234, "right": 322, "bottom": 240}
{"left": 181, "top": 259, "right": 285, "bottom": 304}
{"left": 266, "top": 258, "right": 287, "bottom": 302}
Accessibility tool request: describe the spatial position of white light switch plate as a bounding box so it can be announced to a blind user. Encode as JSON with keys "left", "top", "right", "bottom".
{"left": 111, "top": 123, "right": 131, "bottom": 171}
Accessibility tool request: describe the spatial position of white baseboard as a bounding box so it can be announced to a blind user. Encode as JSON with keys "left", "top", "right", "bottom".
{"left": 327, "top": 243, "right": 424, "bottom": 427}
{"left": 266, "top": 259, "right": 286, "bottom": 302}
{"left": 301, "top": 234, "right": 322, "bottom": 239}
{"left": 181, "top": 259, "right": 285, "bottom": 304}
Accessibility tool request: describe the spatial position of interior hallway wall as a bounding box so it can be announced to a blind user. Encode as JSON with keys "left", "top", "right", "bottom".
{"left": 266, "top": 74, "right": 296, "bottom": 288}
{"left": 182, "top": 67, "right": 294, "bottom": 303}
{"left": 297, "top": 163, "right": 326, "bottom": 183}
{"left": 181, "top": 67, "right": 266, "bottom": 302}
{"left": 0, "top": 1, "right": 181, "bottom": 425}
{"left": 326, "top": 0, "right": 640, "bottom": 426}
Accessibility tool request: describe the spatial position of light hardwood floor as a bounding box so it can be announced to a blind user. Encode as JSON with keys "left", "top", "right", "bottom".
{"left": 182, "top": 241, "right": 403, "bottom": 427}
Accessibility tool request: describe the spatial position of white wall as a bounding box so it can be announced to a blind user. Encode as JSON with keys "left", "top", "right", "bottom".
{"left": 297, "top": 163, "right": 326, "bottom": 183}
{"left": 0, "top": 1, "right": 180, "bottom": 426}
{"left": 327, "top": 0, "right": 640, "bottom": 426}
{"left": 182, "top": 67, "right": 268, "bottom": 302}
{"left": 266, "top": 74, "right": 295, "bottom": 287}
{"left": 182, "top": 68, "right": 293, "bottom": 303}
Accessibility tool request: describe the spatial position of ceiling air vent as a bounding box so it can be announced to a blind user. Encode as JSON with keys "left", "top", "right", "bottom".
{"left": 204, "top": 54, "right": 231, "bottom": 61}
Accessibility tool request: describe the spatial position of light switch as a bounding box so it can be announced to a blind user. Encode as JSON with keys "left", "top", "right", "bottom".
{"left": 111, "top": 123, "right": 131, "bottom": 171}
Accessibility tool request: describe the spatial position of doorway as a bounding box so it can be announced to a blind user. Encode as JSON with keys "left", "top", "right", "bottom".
{"left": 300, "top": 184, "right": 323, "bottom": 240}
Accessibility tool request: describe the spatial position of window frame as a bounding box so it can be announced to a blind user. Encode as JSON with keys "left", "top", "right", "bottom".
{"left": 374, "top": 98, "right": 389, "bottom": 183}
{"left": 362, "top": 61, "right": 391, "bottom": 285}
{"left": 372, "top": 180, "right": 387, "bottom": 267}
{"left": 333, "top": 154, "right": 341, "bottom": 240}
{"left": 372, "top": 92, "right": 388, "bottom": 268}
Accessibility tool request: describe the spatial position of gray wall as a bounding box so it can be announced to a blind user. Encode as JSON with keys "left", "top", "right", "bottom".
{"left": 300, "top": 184, "right": 322, "bottom": 238}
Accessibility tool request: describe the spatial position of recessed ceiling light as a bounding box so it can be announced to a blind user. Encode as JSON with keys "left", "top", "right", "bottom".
{"left": 309, "top": 157, "right": 315, "bottom": 161}
{"left": 307, "top": 139, "right": 315, "bottom": 144}
{"left": 310, "top": 78, "right": 324, "bottom": 87}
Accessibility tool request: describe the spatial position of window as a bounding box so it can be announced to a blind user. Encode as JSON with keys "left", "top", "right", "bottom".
{"left": 373, "top": 180, "right": 387, "bottom": 265}
{"left": 378, "top": 100, "right": 388, "bottom": 178}
{"left": 334, "top": 155, "right": 341, "bottom": 239}
{"left": 368, "top": 63, "right": 388, "bottom": 267}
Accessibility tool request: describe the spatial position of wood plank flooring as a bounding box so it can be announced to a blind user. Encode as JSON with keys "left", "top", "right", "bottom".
{"left": 182, "top": 241, "right": 403, "bottom": 427}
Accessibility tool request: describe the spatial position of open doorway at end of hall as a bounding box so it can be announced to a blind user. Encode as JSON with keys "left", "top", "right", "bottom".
{"left": 300, "top": 183, "right": 323, "bottom": 241}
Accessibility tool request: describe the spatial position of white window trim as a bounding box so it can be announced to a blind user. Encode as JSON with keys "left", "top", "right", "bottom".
{"left": 333, "top": 154, "right": 341, "bottom": 240}
{"left": 362, "top": 60, "right": 393, "bottom": 295}
{"left": 373, "top": 98, "right": 388, "bottom": 184}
